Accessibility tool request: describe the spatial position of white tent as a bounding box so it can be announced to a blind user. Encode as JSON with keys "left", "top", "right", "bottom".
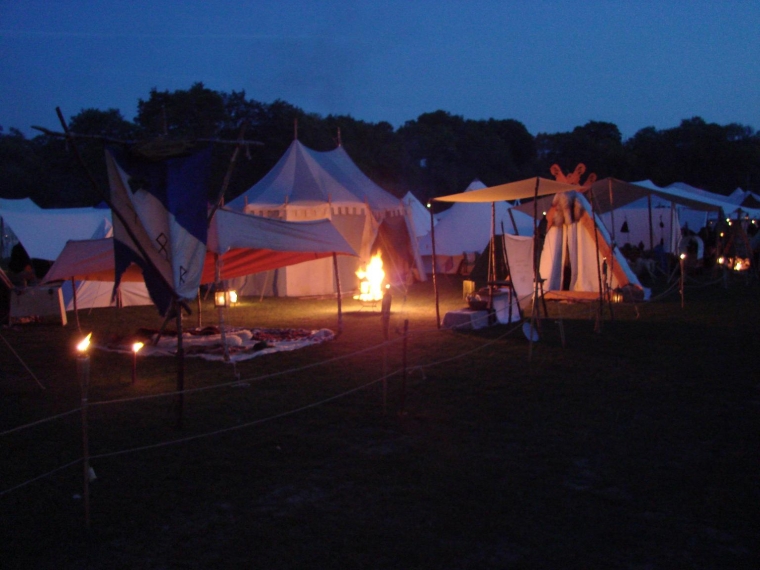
{"left": 0, "top": 198, "right": 151, "bottom": 310}
{"left": 402, "top": 191, "right": 432, "bottom": 238}
{"left": 226, "top": 140, "right": 425, "bottom": 297}
{"left": 418, "top": 179, "right": 536, "bottom": 274}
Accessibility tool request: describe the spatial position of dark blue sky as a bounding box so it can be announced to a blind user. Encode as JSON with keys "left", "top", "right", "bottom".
{"left": 1, "top": 1, "right": 758, "bottom": 140}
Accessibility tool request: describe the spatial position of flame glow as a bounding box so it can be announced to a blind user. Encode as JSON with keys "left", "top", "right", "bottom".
{"left": 354, "top": 253, "right": 385, "bottom": 302}
{"left": 132, "top": 341, "right": 144, "bottom": 354}
{"left": 77, "top": 333, "right": 92, "bottom": 353}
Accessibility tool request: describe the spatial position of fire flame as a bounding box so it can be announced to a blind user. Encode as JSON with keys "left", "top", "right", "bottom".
{"left": 354, "top": 253, "right": 385, "bottom": 302}
{"left": 77, "top": 333, "right": 92, "bottom": 353}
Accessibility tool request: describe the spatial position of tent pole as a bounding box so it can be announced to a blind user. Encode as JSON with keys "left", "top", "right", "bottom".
{"left": 207, "top": 123, "right": 247, "bottom": 224}
{"left": 215, "top": 254, "right": 230, "bottom": 362}
{"left": 588, "top": 189, "right": 606, "bottom": 332}
{"left": 196, "top": 289, "right": 202, "bottom": 329}
{"left": 508, "top": 208, "right": 519, "bottom": 236}
{"left": 489, "top": 202, "right": 496, "bottom": 311}
{"left": 607, "top": 178, "right": 616, "bottom": 320}
{"left": 71, "top": 276, "right": 81, "bottom": 332}
{"left": 529, "top": 177, "right": 540, "bottom": 361}
{"left": 429, "top": 204, "right": 440, "bottom": 328}
{"left": 333, "top": 253, "right": 343, "bottom": 335}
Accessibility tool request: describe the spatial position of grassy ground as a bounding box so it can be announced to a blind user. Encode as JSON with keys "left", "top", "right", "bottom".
{"left": 1, "top": 272, "right": 759, "bottom": 569}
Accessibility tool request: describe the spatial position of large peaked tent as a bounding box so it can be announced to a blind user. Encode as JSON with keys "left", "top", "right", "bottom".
{"left": 226, "top": 140, "right": 425, "bottom": 297}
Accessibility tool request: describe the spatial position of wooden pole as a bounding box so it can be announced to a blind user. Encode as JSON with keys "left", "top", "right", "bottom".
{"left": 175, "top": 300, "right": 185, "bottom": 429}
{"left": 77, "top": 352, "right": 91, "bottom": 528}
{"left": 429, "top": 205, "right": 440, "bottom": 328}
{"left": 71, "top": 277, "right": 81, "bottom": 332}
{"left": 588, "top": 188, "right": 606, "bottom": 333}
{"left": 333, "top": 253, "right": 343, "bottom": 335}
{"left": 399, "top": 319, "right": 408, "bottom": 415}
{"left": 508, "top": 208, "right": 520, "bottom": 236}
{"left": 488, "top": 202, "right": 496, "bottom": 312}
{"left": 529, "top": 177, "right": 540, "bottom": 361}
{"left": 196, "top": 289, "right": 202, "bottom": 329}
{"left": 207, "top": 123, "right": 247, "bottom": 225}
{"left": 214, "top": 254, "right": 230, "bottom": 362}
{"left": 381, "top": 292, "right": 392, "bottom": 414}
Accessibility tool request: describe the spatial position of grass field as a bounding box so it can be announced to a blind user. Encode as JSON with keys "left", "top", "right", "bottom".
{"left": 1, "top": 273, "right": 759, "bottom": 569}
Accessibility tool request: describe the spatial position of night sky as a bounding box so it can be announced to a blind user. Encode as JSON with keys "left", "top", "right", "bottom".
{"left": 1, "top": 0, "right": 758, "bottom": 139}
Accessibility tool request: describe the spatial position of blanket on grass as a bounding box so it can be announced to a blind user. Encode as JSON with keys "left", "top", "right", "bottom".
{"left": 102, "top": 326, "right": 335, "bottom": 362}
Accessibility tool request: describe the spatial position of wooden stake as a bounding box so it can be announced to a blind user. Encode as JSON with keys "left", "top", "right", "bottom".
{"left": 333, "top": 253, "right": 343, "bottom": 335}
{"left": 430, "top": 205, "right": 440, "bottom": 328}
{"left": 399, "top": 319, "right": 409, "bottom": 415}
{"left": 71, "top": 277, "right": 81, "bottom": 332}
{"left": 175, "top": 301, "right": 185, "bottom": 429}
{"left": 77, "top": 353, "right": 91, "bottom": 528}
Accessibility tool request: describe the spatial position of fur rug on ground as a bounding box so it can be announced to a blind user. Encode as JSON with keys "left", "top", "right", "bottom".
{"left": 102, "top": 326, "right": 335, "bottom": 362}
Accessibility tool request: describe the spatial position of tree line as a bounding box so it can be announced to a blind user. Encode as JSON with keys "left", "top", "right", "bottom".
{"left": 1, "top": 82, "right": 758, "bottom": 208}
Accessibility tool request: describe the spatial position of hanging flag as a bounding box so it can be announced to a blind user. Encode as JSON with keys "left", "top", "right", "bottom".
{"left": 105, "top": 145, "right": 211, "bottom": 315}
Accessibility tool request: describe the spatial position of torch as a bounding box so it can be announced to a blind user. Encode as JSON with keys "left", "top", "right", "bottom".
{"left": 131, "top": 341, "right": 144, "bottom": 384}
{"left": 76, "top": 333, "right": 92, "bottom": 529}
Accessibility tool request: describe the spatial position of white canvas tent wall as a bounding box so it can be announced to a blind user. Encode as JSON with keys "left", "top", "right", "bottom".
{"left": 226, "top": 140, "right": 425, "bottom": 297}
{"left": 599, "top": 195, "right": 680, "bottom": 253}
{"left": 403, "top": 191, "right": 432, "bottom": 238}
{"left": 418, "top": 179, "right": 536, "bottom": 274}
{"left": 0, "top": 198, "right": 151, "bottom": 310}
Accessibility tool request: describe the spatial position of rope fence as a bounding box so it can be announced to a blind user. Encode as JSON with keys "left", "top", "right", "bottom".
{"left": 0, "top": 316, "right": 524, "bottom": 500}
{"left": 0, "top": 269, "right": 735, "bottom": 504}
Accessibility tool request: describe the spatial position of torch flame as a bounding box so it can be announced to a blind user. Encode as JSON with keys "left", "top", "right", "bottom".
{"left": 354, "top": 253, "right": 385, "bottom": 302}
{"left": 132, "top": 341, "right": 144, "bottom": 354}
{"left": 77, "top": 333, "right": 92, "bottom": 353}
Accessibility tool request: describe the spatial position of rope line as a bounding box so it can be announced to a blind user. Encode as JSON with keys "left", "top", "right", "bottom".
{"left": 0, "top": 316, "right": 528, "bottom": 496}
{"left": 0, "top": 408, "right": 82, "bottom": 437}
{"left": 0, "top": 458, "right": 81, "bottom": 497}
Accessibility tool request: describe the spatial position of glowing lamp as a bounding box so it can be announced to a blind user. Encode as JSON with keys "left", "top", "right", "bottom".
{"left": 214, "top": 289, "right": 238, "bottom": 308}
{"left": 611, "top": 290, "right": 624, "bottom": 303}
{"left": 718, "top": 256, "right": 725, "bottom": 265}
{"left": 132, "top": 341, "right": 144, "bottom": 354}
{"left": 679, "top": 253, "right": 686, "bottom": 260}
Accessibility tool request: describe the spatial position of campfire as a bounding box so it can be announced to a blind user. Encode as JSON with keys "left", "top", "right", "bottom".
{"left": 354, "top": 252, "right": 385, "bottom": 302}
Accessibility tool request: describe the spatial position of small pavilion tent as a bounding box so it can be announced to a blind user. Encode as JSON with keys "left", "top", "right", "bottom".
{"left": 43, "top": 208, "right": 357, "bottom": 301}
{"left": 226, "top": 140, "right": 425, "bottom": 297}
{"left": 418, "top": 179, "right": 535, "bottom": 274}
{"left": 434, "top": 178, "right": 645, "bottom": 301}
